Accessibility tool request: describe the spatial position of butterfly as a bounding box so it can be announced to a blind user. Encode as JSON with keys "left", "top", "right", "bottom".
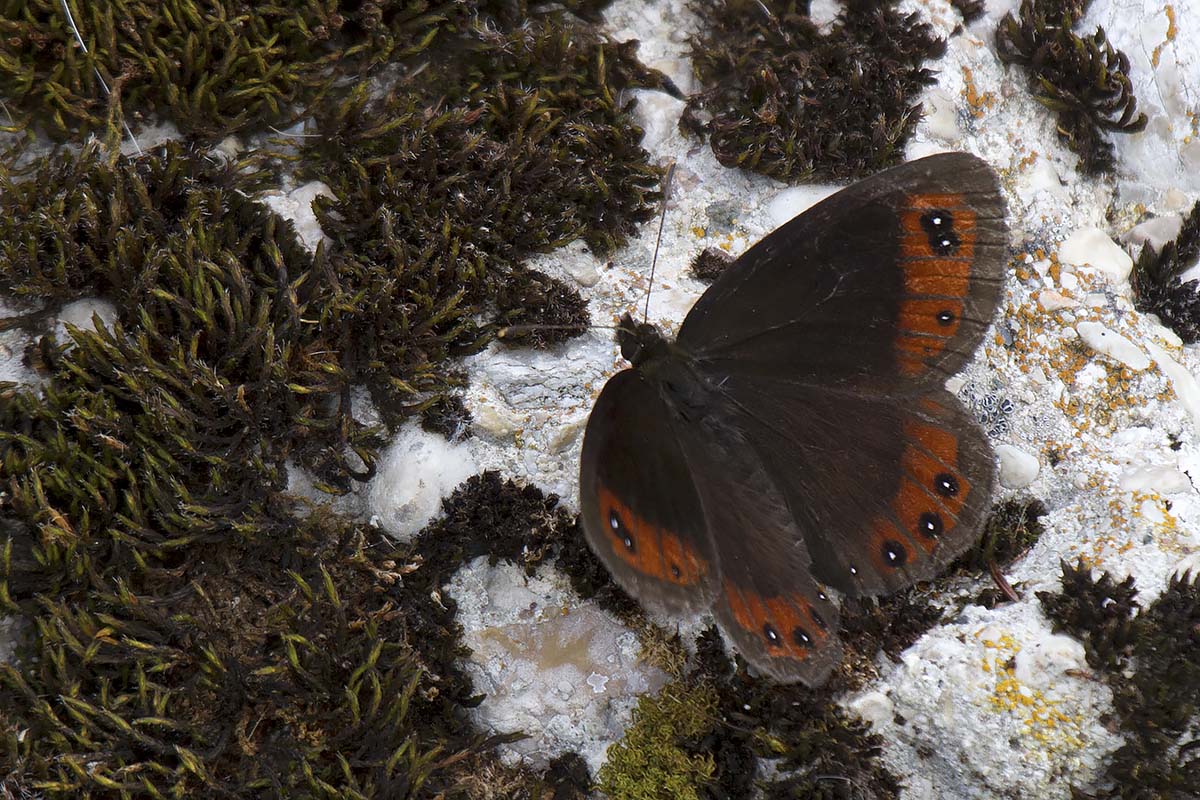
{"left": 578, "top": 152, "right": 1008, "bottom": 684}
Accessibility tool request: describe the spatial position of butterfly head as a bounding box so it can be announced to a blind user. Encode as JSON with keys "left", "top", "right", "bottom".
{"left": 616, "top": 312, "right": 669, "bottom": 367}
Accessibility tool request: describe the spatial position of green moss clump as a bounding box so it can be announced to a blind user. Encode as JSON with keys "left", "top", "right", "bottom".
{"left": 1038, "top": 560, "right": 1138, "bottom": 672}
{"left": 1039, "top": 564, "right": 1200, "bottom": 798}
{"left": 1132, "top": 202, "right": 1200, "bottom": 344}
{"left": 0, "top": 144, "right": 386, "bottom": 552}
{"left": 597, "top": 681, "right": 718, "bottom": 800}
{"left": 299, "top": 20, "right": 667, "bottom": 355}
{"left": 951, "top": 0, "right": 986, "bottom": 24}
{"left": 683, "top": 0, "right": 945, "bottom": 181}
{"left": 995, "top": 0, "right": 1147, "bottom": 174}
{"left": 684, "top": 629, "right": 901, "bottom": 799}
{"left": 954, "top": 498, "right": 1048, "bottom": 595}
{"left": 0, "top": 499, "right": 507, "bottom": 798}
{"left": 0, "top": 0, "right": 462, "bottom": 140}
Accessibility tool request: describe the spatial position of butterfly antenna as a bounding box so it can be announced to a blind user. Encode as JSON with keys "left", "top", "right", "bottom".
{"left": 59, "top": 0, "right": 142, "bottom": 155}
{"left": 643, "top": 161, "right": 676, "bottom": 325}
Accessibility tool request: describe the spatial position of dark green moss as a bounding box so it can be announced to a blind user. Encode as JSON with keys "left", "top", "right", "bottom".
{"left": 0, "top": 0, "right": 463, "bottom": 141}
{"left": 684, "top": 628, "right": 901, "bottom": 799}
{"left": 0, "top": 4, "right": 675, "bottom": 786}
{"left": 1132, "top": 202, "right": 1200, "bottom": 344}
{"left": 1039, "top": 565, "right": 1200, "bottom": 798}
{"left": 1038, "top": 560, "right": 1138, "bottom": 672}
{"left": 838, "top": 592, "right": 944, "bottom": 675}
{"left": 407, "top": 470, "right": 577, "bottom": 580}
{"left": 683, "top": 0, "right": 945, "bottom": 181}
{"left": 974, "top": 499, "right": 1048, "bottom": 568}
{"left": 689, "top": 247, "right": 734, "bottom": 284}
{"left": 995, "top": 0, "right": 1147, "bottom": 174}
{"left": 951, "top": 0, "right": 986, "bottom": 24}
{"left": 0, "top": 498, "right": 510, "bottom": 798}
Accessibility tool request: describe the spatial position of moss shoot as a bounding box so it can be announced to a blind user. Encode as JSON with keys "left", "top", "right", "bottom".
{"left": 682, "top": 0, "right": 946, "bottom": 182}
{"left": 995, "top": 0, "right": 1147, "bottom": 174}
{"left": 1132, "top": 202, "right": 1200, "bottom": 344}
{"left": 1038, "top": 563, "right": 1200, "bottom": 797}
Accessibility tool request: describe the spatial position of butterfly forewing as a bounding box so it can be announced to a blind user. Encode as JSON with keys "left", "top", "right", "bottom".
{"left": 579, "top": 369, "right": 719, "bottom": 616}
{"left": 677, "top": 152, "right": 1007, "bottom": 392}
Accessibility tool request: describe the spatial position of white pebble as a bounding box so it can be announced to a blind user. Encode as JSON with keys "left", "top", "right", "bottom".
{"left": 1036, "top": 290, "right": 1078, "bottom": 312}
{"left": 366, "top": 423, "right": 478, "bottom": 540}
{"left": 563, "top": 259, "right": 600, "bottom": 287}
{"left": 996, "top": 444, "right": 1040, "bottom": 489}
{"left": 847, "top": 691, "right": 894, "bottom": 727}
{"left": 923, "top": 88, "right": 960, "bottom": 143}
{"left": 767, "top": 185, "right": 836, "bottom": 228}
{"left": 1058, "top": 227, "right": 1133, "bottom": 283}
{"left": 1013, "top": 633, "right": 1088, "bottom": 691}
{"left": 1075, "top": 321, "right": 1150, "bottom": 371}
{"left": 1124, "top": 214, "right": 1182, "bottom": 253}
{"left": 1118, "top": 466, "right": 1192, "bottom": 494}
{"left": 1144, "top": 340, "right": 1200, "bottom": 428}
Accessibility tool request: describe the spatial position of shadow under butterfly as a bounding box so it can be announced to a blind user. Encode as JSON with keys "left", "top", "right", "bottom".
{"left": 578, "top": 152, "right": 1008, "bottom": 685}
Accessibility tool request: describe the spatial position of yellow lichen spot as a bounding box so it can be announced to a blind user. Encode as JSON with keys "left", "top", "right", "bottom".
{"left": 980, "top": 632, "right": 1087, "bottom": 757}
{"left": 1152, "top": 6, "right": 1178, "bottom": 67}
{"left": 961, "top": 66, "right": 997, "bottom": 117}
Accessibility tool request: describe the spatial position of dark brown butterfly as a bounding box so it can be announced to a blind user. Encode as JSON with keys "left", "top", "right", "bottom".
{"left": 579, "top": 152, "right": 1008, "bottom": 684}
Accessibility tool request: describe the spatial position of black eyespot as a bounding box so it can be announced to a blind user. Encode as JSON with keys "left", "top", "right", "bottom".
{"left": 763, "top": 624, "right": 781, "bottom": 647}
{"left": 935, "top": 472, "right": 959, "bottom": 497}
{"left": 882, "top": 540, "right": 908, "bottom": 567}
{"left": 609, "top": 510, "right": 635, "bottom": 551}
{"left": 918, "top": 511, "right": 943, "bottom": 539}
{"left": 920, "top": 209, "right": 960, "bottom": 255}
{"left": 792, "top": 627, "right": 812, "bottom": 649}
{"left": 936, "top": 309, "right": 956, "bottom": 326}
{"left": 670, "top": 563, "right": 681, "bottom": 579}
{"left": 811, "top": 610, "right": 828, "bottom": 631}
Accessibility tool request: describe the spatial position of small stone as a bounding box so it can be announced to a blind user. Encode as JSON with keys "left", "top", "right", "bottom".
{"left": 767, "top": 185, "right": 835, "bottom": 228}
{"left": 1124, "top": 214, "right": 1183, "bottom": 253}
{"left": 923, "top": 88, "right": 960, "bottom": 142}
{"left": 549, "top": 415, "right": 587, "bottom": 454}
{"left": 847, "top": 690, "right": 894, "bottom": 727}
{"left": 586, "top": 672, "right": 609, "bottom": 693}
{"left": 1014, "top": 632, "right": 1087, "bottom": 690}
{"left": 472, "top": 399, "right": 521, "bottom": 439}
{"left": 1118, "top": 466, "right": 1192, "bottom": 494}
{"left": 1144, "top": 340, "right": 1200, "bottom": 429}
{"left": 562, "top": 259, "right": 600, "bottom": 288}
{"left": 1075, "top": 321, "right": 1151, "bottom": 371}
{"left": 705, "top": 200, "right": 741, "bottom": 234}
{"left": 366, "top": 423, "right": 478, "bottom": 540}
{"left": 997, "top": 445, "right": 1040, "bottom": 489}
{"left": 1058, "top": 228, "right": 1133, "bottom": 283}
{"left": 1036, "top": 290, "right": 1078, "bottom": 312}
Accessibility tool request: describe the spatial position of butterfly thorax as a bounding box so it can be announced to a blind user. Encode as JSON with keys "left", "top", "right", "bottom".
{"left": 617, "top": 313, "right": 713, "bottom": 422}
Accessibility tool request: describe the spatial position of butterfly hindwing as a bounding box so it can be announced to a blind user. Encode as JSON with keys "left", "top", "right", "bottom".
{"left": 678, "top": 152, "right": 1007, "bottom": 392}
{"left": 579, "top": 369, "right": 718, "bottom": 616}
{"left": 718, "top": 373, "right": 996, "bottom": 597}
{"left": 673, "top": 417, "right": 843, "bottom": 683}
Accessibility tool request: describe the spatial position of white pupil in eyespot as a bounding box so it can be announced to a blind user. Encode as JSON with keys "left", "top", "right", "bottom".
{"left": 609, "top": 513, "right": 619, "bottom": 529}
